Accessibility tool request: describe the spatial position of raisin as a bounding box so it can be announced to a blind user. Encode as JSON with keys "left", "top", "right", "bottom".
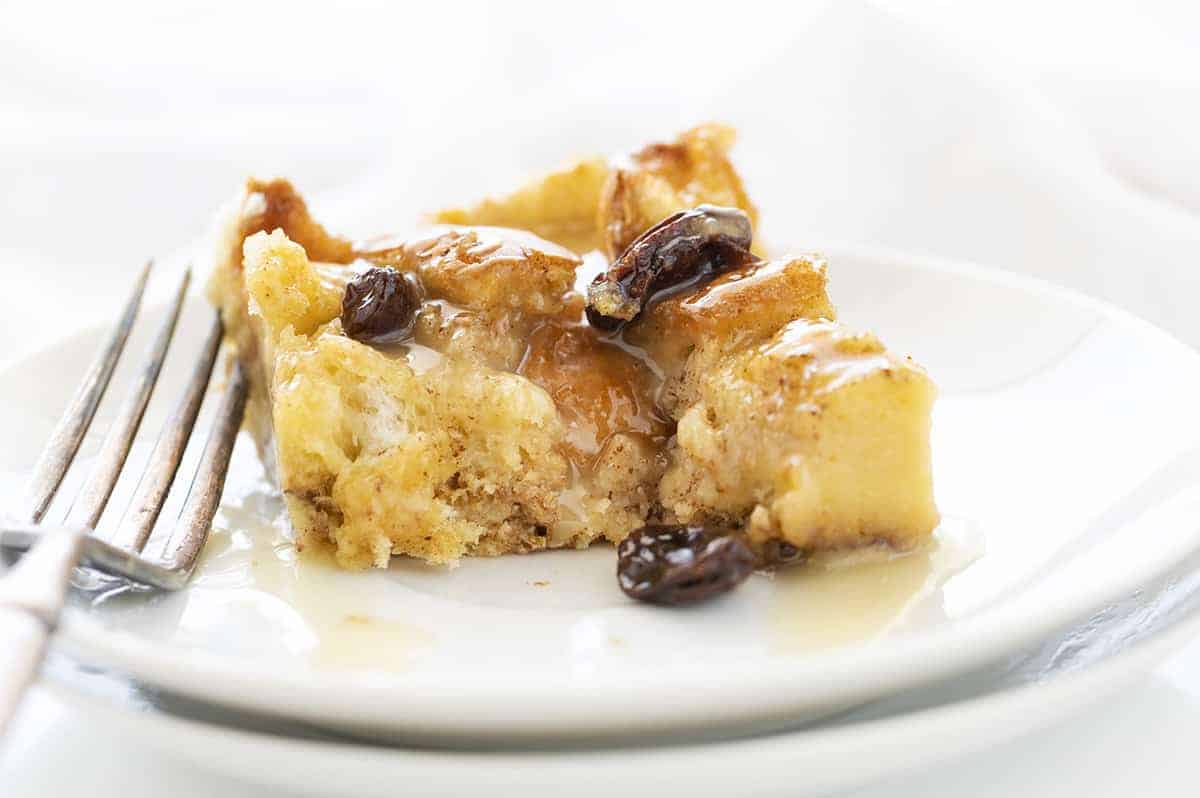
{"left": 341, "top": 265, "right": 422, "bottom": 344}
{"left": 586, "top": 205, "right": 755, "bottom": 330}
{"left": 616, "top": 524, "right": 756, "bottom": 606}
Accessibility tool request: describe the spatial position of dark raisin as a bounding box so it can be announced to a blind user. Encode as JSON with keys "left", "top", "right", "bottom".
{"left": 586, "top": 205, "right": 755, "bottom": 329}
{"left": 616, "top": 524, "right": 756, "bottom": 606}
{"left": 341, "top": 265, "right": 422, "bottom": 344}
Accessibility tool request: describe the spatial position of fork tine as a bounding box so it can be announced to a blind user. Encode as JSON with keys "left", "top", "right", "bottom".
{"left": 160, "top": 360, "right": 248, "bottom": 573}
{"left": 111, "top": 313, "right": 223, "bottom": 553}
{"left": 1, "top": 521, "right": 189, "bottom": 591}
{"left": 23, "top": 261, "right": 153, "bottom": 524}
{"left": 65, "top": 267, "right": 192, "bottom": 530}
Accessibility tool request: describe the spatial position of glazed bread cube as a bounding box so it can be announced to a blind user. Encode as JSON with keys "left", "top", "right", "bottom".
{"left": 660, "top": 319, "right": 939, "bottom": 554}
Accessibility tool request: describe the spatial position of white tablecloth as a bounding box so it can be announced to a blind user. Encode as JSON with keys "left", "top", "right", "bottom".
{"left": 3, "top": 1, "right": 1199, "bottom": 794}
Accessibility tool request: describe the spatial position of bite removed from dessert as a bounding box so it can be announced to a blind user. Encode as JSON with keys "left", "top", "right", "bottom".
{"left": 207, "top": 124, "right": 939, "bottom": 603}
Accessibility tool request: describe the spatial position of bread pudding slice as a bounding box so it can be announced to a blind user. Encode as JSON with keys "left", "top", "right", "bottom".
{"left": 208, "top": 126, "right": 938, "bottom": 589}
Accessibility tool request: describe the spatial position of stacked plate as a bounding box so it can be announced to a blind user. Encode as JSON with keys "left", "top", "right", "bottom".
{"left": 6, "top": 245, "right": 1200, "bottom": 796}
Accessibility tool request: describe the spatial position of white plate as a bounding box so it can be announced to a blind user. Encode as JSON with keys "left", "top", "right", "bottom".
{"left": 36, "top": 541, "right": 1200, "bottom": 797}
{"left": 4, "top": 245, "right": 1200, "bottom": 742}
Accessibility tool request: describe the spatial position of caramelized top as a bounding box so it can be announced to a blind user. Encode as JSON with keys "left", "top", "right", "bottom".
{"left": 600, "top": 123, "right": 760, "bottom": 259}
{"left": 756, "top": 320, "right": 903, "bottom": 398}
{"left": 356, "top": 226, "right": 580, "bottom": 315}
{"left": 240, "top": 178, "right": 355, "bottom": 264}
{"left": 624, "top": 254, "right": 836, "bottom": 376}
{"left": 231, "top": 177, "right": 836, "bottom": 481}
{"left": 433, "top": 157, "right": 611, "bottom": 255}
{"left": 518, "top": 321, "right": 670, "bottom": 471}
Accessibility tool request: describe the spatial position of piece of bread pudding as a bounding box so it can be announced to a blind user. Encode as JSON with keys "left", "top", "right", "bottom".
{"left": 207, "top": 125, "right": 938, "bottom": 594}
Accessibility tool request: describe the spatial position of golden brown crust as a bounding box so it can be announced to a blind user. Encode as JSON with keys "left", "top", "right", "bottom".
{"left": 358, "top": 226, "right": 580, "bottom": 316}
{"left": 412, "top": 302, "right": 534, "bottom": 372}
{"left": 434, "top": 123, "right": 761, "bottom": 259}
{"left": 240, "top": 178, "right": 355, "bottom": 264}
{"left": 598, "top": 124, "right": 760, "bottom": 258}
{"left": 624, "top": 255, "right": 837, "bottom": 414}
{"left": 433, "top": 158, "right": 610, "bottom": 255}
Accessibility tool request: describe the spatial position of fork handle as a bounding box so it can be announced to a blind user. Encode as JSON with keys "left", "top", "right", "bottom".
{"left": 0, "top": 608, "right": 50, "bottom": 735}
{"left": 0, "top": 526, "right": 85, "bottom": 736}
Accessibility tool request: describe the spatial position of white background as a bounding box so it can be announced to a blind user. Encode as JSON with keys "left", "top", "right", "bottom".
{"left": 3, "top": 0, "right": 1200, "bottom": 794}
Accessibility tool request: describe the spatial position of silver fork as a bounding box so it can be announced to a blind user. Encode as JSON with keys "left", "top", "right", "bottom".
{"left": 0, "top": 263, "right": 248, "bottom": 734}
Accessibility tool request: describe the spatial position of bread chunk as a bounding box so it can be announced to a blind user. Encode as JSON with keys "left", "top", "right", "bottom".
{"left": 660, "top": 320, "right": 939, "bottom": 554}
{"left": 434, "top": 123, "right": 759, "bottom": 258}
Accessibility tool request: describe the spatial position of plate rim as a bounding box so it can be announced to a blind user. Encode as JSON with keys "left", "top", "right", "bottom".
{"left": 41, "top": 559, "right": 1200, "bottom": 796}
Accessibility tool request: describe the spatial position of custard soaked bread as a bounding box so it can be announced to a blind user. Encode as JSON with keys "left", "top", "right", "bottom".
{"left": 208, "top": 126, "right": 939, "bottom": 602}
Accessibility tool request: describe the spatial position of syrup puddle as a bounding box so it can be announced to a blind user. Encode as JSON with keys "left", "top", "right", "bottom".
{"left": 186, "top": 491, "right": 432, "bottom": 672}
{"left": 90, "top": 444, "right": 433, "bottom": 673}
{"left": 771, "top": 520, "right": 982, "bottom": 653}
